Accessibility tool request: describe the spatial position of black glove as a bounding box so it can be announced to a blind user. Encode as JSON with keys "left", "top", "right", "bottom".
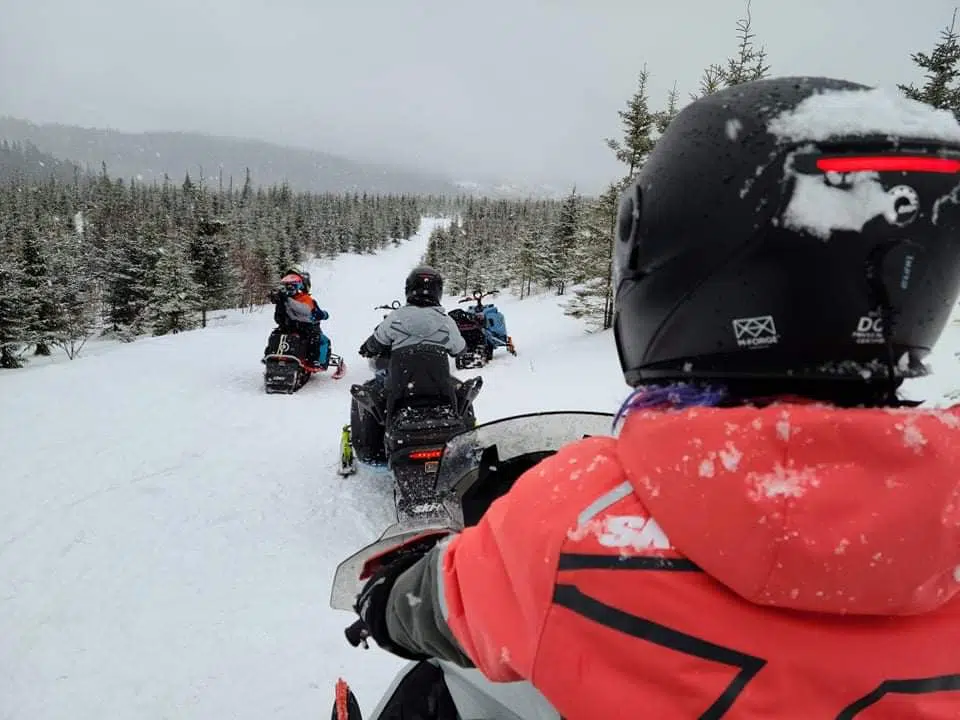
{"left": 268, "top": 289, "right": 283, "bottom": 304}
{"left": 353, "top": 551, "right": 432, "bottom": 661}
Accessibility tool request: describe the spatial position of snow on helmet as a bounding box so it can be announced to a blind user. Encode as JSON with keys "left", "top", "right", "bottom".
{"left": 280, "top": 272, "right": 306, "bottom": 297}
{"left": 613, "top": 75, "right": 960, "bottom": 393}
{"left": 405, "top": 265, "right": 444, "bottom": 306}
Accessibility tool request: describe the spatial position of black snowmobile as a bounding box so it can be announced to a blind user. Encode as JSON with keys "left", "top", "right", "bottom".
{"left": 448, "top": 290, "right": 516, "bottom": 370}
{"left": 338, "top": 340, "right": 482, "bottom": 522}
{"left": 262, "top": 269, "right": 347, "bottom": 394}
{"left": 329, "top": 411, "right": 616, "bottom": 720}
{"left": 262, "top": 327, "right": 346, "bottom": 393}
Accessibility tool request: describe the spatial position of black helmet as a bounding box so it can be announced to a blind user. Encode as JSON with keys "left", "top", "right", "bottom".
{"left": 405, "top": 265, "right": 444, "bottom": 306}
{"left": 613, "top": 76, "right": 960, "bottom": 394}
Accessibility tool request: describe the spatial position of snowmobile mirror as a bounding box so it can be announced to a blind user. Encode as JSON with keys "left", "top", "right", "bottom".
{"left": 329, "top": 522, "right": 456, "bottom": 611}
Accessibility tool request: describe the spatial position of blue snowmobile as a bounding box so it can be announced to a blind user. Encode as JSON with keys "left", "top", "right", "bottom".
{"left": 448, "top": 290, "right": 517, "bottom": 370}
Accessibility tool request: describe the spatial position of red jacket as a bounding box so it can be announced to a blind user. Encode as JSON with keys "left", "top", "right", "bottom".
{"left": 420, "top": 403, "right": 960, "bottom": 718}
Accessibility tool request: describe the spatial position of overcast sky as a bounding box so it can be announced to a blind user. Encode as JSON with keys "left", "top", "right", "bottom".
{"left": 0, "top": 0, "right": 953, "bottom": 192}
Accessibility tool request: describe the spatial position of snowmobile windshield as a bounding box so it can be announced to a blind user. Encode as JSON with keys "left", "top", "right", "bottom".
{"left": 329, "top": 411, "right": 616, "bottom": 611}
{"left": 436, "top": 411, "right": 617, "bottom": 496}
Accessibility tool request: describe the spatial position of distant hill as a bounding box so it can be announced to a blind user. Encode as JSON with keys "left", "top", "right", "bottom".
{"left": 0, "top": 116, "right": 464, "bottom": 195}
{"left": 0, "top": 139, "right": 83, "bottom": 185}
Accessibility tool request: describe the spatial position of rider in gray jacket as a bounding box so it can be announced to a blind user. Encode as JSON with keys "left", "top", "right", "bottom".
{"left": 359, "top": 266, "right": 465, "bottom": 358}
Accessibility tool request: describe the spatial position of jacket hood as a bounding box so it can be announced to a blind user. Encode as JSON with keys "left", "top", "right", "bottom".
{"left": 617, "top": 403, "right": 960, "bottom": 616}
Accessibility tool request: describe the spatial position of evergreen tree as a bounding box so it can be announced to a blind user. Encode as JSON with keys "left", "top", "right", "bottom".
{"left": 656, "top": 83, "right": 680, "bottom": 134}
{"left": 692, "top": 64, "right": 727, "bottom": 100}
{"left": 605, "top": 66, "right": 659, "bottom": 180}
{"left": 189, "top": 219, "right": 236, "bottom": 327}
{"left": 692, "top": 1, "right": 769, "bottom": 99}
{"left": 899, "top": 9, "right": 960, "bottom": 116}
{"left": 564, "top": 184, "right": 620, "bottom": 329}
{"left": 542, "top": 189, "right": 582, "bottom": 296}
{"left": 147, "top": 240, "right": 202, "bottom": 335}
{"left": 102, "top": 232, "right": 157, "bottom": 338}
{"left": 723, "top": 1, "right": 769, "bottom": 87}
{"left": 47, "top": 236, "right": 98, "bottom": 359}
{"left": 18, "top": 228, "right": 56, "bottom": 355}
{"left": 0, "top": 259, "right": 28, "bottom": 368}
{"left": 514, "top": 222, "right": 542, "bottom": 299}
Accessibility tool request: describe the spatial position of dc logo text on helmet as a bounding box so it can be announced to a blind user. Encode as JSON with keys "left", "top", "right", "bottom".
{"left": 852, "top": 314, "right": 884, "bottom": 344}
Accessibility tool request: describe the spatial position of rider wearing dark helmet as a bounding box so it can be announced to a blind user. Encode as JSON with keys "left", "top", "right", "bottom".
{"left": 359, "top": 266, "right": 465, "bottom": 358}
{"left": 349, "top": 76, "right": 960, "bottom": 718}
{"left": 350, "top": 266, "right": 467, "bottom": 464}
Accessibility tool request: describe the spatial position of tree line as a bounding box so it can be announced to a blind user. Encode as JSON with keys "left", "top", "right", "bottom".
{"left": 0, "top": 164, "right": 464, "bottom": 367}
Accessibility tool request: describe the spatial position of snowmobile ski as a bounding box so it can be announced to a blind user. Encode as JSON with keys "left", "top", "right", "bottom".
{"left": 338, "top": 424, "right": 358, "bottom": 476}
{"left": 331, "top": 677, "right": 363, "bottom": 720}
{"left": 328, "top": 353, "right": 347, "bottom": 380}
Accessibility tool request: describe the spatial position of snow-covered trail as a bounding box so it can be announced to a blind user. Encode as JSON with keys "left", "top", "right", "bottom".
{"left": 0, "top": 218, "right": 626, "bottom": 719}
{"left": 4, "top": 212, "right": 960, "bottom": 719}
{"left": 0, "top": 227, "right": 447, "bottom": 719}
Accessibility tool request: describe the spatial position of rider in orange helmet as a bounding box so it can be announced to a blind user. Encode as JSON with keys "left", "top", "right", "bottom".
{"left": 269, "top": 269, "right": 330, "bottom": 368}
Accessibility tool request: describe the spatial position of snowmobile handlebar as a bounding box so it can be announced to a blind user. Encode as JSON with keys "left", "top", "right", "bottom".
{"left": 458, "top": 290, "right": 498, "bottom": 305}
{"left": 344, "top": 619, "right": 371, "bottom": 648}
{"left": 374, "top": 300, "right": 402, "bottom": 311}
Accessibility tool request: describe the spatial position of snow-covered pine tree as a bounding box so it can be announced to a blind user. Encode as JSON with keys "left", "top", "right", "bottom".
{"left": 605, "top": 66, "right": 659, "bottom": 181}
{"left": 723, "top": 1, "right": 769, "bottom": 86}
{"left": 564, "top": 184, "right": 620, "bottom": 329}
{"left": 899, "top": 9, "right": 960, "bottom": 117}
{"left": 424, "top": 223, "right": 450, "bottom": 269}
{"left": 541, "top": 188, "right": 582, "bottom": 296}
{"left": 189, "top": 218, "right": 236, "bottom": 328}
{"left": 0, "top": 259, "right": 28, "bottom": 368}
{"left": 18, "top": 228, "right": 57, "bottom": 355}
{"left": 47, "top": 234, "right": 99, "bottom": 359}
{"left": 656, "top": 83, "right": 680, "bottom": 134}
{"left": 442, "top": 220, "right": 476, "bottom": 295}
{"left": 101, "top": 225, "right": 161, "bottom": 340}
{"left": 691, "top": 0, "right": 769, "bottom": 99}
{"left": 248, "top": 230, "right": 282, "bottom": 307}
{"left": 568, "top": 64, "right": 662, "bottom": 326}
{"left": 693, "top": 65, "right": 726, "bottom": 100}
{"left": 513, "top": 220, "right": 543, "bottom": 299}
{"left": 147, "top": 239, "right": 202, "bottom": 336}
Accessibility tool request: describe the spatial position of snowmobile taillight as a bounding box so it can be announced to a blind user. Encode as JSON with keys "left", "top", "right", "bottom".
{"left": 816, "top": 155, "right": 960, "bottom": 174}
{"left": 408, "top": 448, "right": 443, "bottom": 461}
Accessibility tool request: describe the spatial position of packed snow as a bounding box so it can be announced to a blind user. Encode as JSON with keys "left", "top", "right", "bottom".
{"left": 2, "top": 217, "right": 960, "bottom": 718}
{"left": 767, "top": 86, "right": 960, "bottom": 143}
{"left": 780, "top": 171, "right": 897, "bottom": 239}
{"left": 0, "top": 217, "right": 626, "bottom": 719}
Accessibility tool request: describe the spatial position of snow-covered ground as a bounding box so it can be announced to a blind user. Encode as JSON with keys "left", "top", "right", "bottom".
{"left": 0, "top": 217, "right": 625, "bottom": 719}
{"left": 2, "top": 216, "right": 960, "bottom": 719}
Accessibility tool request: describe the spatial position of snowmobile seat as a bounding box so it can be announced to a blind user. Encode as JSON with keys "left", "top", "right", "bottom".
{"left": 384, "top": 344, "right": 458, "bottom": 419}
